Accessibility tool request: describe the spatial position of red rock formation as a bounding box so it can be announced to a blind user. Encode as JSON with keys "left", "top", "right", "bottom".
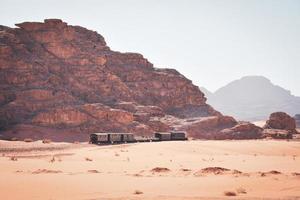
{"left": 294, "top": 114, "right": 300, "bottom": 128}
{"left": 0, "top": 19, "right": 258, "bottom": 141}
{"left": 264, "top": 112, "right": 297, "bottom": 133}
{"left": 219, "top": 122, "right": 263, "bottom": 140}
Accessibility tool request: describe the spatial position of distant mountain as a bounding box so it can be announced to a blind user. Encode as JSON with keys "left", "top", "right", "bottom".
{"left": 205, "top": 76, "right": 300, "bottom": 121}
{"left": 199, "top": 87, "right": 213, "bottom": 100}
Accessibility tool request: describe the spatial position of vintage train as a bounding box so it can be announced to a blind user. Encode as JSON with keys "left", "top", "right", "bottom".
{"left": 90, "top": 131, "right": 187, "bottom": 144}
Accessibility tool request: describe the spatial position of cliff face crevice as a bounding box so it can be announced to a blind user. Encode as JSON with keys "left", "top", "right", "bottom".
{"left": 0, "top": 19, "right": 253, "bottom": 141}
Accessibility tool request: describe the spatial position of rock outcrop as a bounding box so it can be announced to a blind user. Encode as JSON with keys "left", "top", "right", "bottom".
{"left": 264, "top": 112, "right": 297, "bottom": 134}
{"left": 0, "top": 19, "right": 259, "bottom": 141}
{"left": 294, "top": 114, "right": 300, "bottom": 128}
{"left": 219, "top": 122, "right": 263, "bottom": 140}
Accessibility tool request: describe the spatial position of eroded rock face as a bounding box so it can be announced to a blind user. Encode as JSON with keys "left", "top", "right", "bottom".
{"left": 0, "top": 19, "right": 257, "bottom": 141}
{"left": 294, "top": 114, "right": 300, "bottom": 128}
{"left": 160, "top": 115, "right": 238, "bottom": 139}
{"left": 219, "top": 122, "right": 263, "bottom": 140}
{"left": 264, "top": 112, "right": 297, "bottom": 133}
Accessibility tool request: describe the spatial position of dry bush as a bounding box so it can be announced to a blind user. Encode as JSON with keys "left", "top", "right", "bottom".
{"left": 10, "top": 137, "right": 18, "bottom": 141}
{"left": 181, "top": 168, "right": 191, "bottom": 172}
{"left": 85, "top": 157, "right": 93, "bottom": 161}
{"left": 32, "top": 169, "right": 62, "bottom": 174}
{"left": 87, "top": 170, "right": 100, "bottom": 173}
{"left": 114, "top": 152, "right": 120, "bottom": 157}
{"left": 50, "top": 156, "right": 55, "bottom": 163}
{"left": 42, "top": 139, "right": 52, "bottom": 144}
{"left": 224, "top": 191, "right": 237, "bottom": 196}
{"left": 201, "top": 167, "right": 230, "bottom": 175}
{"left": 10, "top": 156, "right": 18, "bottom": 161}
{"left": 268, "top": 170, "right": 281, "bottom": 175}
{"left": 74, "top": 141, "right": 80, "bottom": 144}
{"left": 132, "top": 173, "right": 142, "bottom": 177}
{"left": 236, "top": 187, "right": 247, "bottom": 194}
{"left": 151, "top": 167, "right": 171, "bottom": 173}
{"left": 133, "top": 190, "right": 143, "bottom": 195}
{"left": 24, "top": 138, "right": 33, "bottom": 142}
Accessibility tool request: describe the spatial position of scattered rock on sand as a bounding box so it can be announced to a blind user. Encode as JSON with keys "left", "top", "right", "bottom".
{"left": 292, "top": 172, "right": 300, "bottom": 176}
{"left": 10, "top": 156, "right": 18, "bottom": 161}
{"left": 236, "top": 187, "right": 247, "bottom": 194}
{"left": 87, "top": 170, "right": 100, "bottom": 173}
{"left": 200, "top": 167, "right": 231, "bottom": 175}
{"left": 85, "top": 157, "right": 93, "bottom": 161}
{"left": 224, "top": 191, "right": 237, "bottom": 196}
{"left": 32, "top": 169, "right": 62, "bottom": 174}
{"left": 24, "top": 138, "right": 33, "bottom": 143}
{"left": 42, "top": 139, "right": 52, "bottom": 144}
{"left": 133, "top": 190, "right": 143, "bottom": 195}
{"left": 50, "top": 156, "right": 55, "bottom": 163}
{"left": 260, "top": 170, "right": 282, "bottom": 177}
{"left": 151, "top": 167, "right": 170, "bottom": 173}
{"left": 180, "top": 168, "right": 192, "bottom": 172}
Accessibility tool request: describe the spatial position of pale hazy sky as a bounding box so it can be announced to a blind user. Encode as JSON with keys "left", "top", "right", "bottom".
{"left": 1, "top": 0, "right": 300, "bottom": 95}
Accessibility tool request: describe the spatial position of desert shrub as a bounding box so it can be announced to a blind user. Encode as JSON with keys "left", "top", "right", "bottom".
{"left": 85, "top": 157, "right": 93, "bottom": 161}
{"left": 50, "top": 156, "right": 55, "bottom": 163}
{"left": 236, "top": 187, "right": 247, "bottom": 194}
{"left": 87, "top": 170, "right": 100, "bottom": 173}
{"left": 11, "top": 137, "right": 18, "bottom": 141}
{"left": 224, "top": 191, "right": 237, "bottom": 196}
{"left": 24, "top": 138, "right": 33, "bottom": 142}
{"left": 42, "top": 139, "right": 52, "bottom": 144}
{"left": 10, "top": 156, "right": 18, "bottom": 161}
{"left": 151, "top": 167, "right": 170, "bottom": 173}
{"left": 133, "top": 190, "right": 143, "bottom": 195}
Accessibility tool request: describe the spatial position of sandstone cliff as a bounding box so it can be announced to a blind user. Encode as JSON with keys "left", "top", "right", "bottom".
{"left": 0, "top": 19, "right": 252, "bottom": 141}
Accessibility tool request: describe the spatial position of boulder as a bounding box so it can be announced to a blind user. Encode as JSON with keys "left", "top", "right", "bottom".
{"left": 263, "top": 129, "right": 292, "bottom": 139}
{"left": 219, "top": 122, "right": 263, "bottom": 139}
{"left": 294, "top": 114, "right": 300, "bottom": 128}
{"left": 264, "top": 112, "right": 297, "bottom": 133}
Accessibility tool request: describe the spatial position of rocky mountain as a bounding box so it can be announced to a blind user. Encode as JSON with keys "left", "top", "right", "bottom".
{"left": 203, "top": 76, "right": 300, "bottom": 121}
{"left": 0, "top": 19, "right": 264, "bottom": 141}
{"left": 294, "top": 114, "right": 300, "bottom": 128}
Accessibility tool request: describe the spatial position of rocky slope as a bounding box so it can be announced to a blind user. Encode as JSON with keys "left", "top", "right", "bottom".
{"left": 0, "top": 19, "right": 258, "bottom": 141}
{"left": 264, "top": 112, "right": 297, "bottom": 134}
{"left": 262, "top": 112, "right": 298, "bottom": 138}
{"left": 294, "top": 114, "right": 300, "bottom": 128}
{"left": 203, "top": 76, "right": 300, "bottom": 121}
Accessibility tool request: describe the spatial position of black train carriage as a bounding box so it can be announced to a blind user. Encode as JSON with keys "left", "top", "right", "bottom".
{"left": 154, "top": 132, "right": 171, "bottom": 141}
{"left": 170, "top": 131, "right": 187, "bottom": 140}
{"left": 154, "top": 131, "right": 187, "bottom": 141}
{"left": 90, "top": 132, "right": 135, "bottom": 144}
{"left": 90, "top": 133, "right": 109, "bottom": 144}
{"left": 120, "top": 133, "right": 136, "bottom": 143}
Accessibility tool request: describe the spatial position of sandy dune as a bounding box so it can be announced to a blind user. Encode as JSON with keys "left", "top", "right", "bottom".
{"left": 1, "top": 139, "right": 300, "bottom": 200}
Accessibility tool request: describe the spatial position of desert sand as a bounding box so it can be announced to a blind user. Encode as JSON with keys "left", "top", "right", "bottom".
{"left": 0, "top": 139, "right": 300, "bottom": 200}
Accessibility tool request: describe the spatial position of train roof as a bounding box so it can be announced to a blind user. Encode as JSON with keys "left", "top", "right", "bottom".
{"left": 90, "top": 132, "right": 134, "bottom": 136}
{"left": 155, "top": 132, "right": 171, "bottom": 135}
{"left": 170, "top": 131, "right": 187, "bottom": 134}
